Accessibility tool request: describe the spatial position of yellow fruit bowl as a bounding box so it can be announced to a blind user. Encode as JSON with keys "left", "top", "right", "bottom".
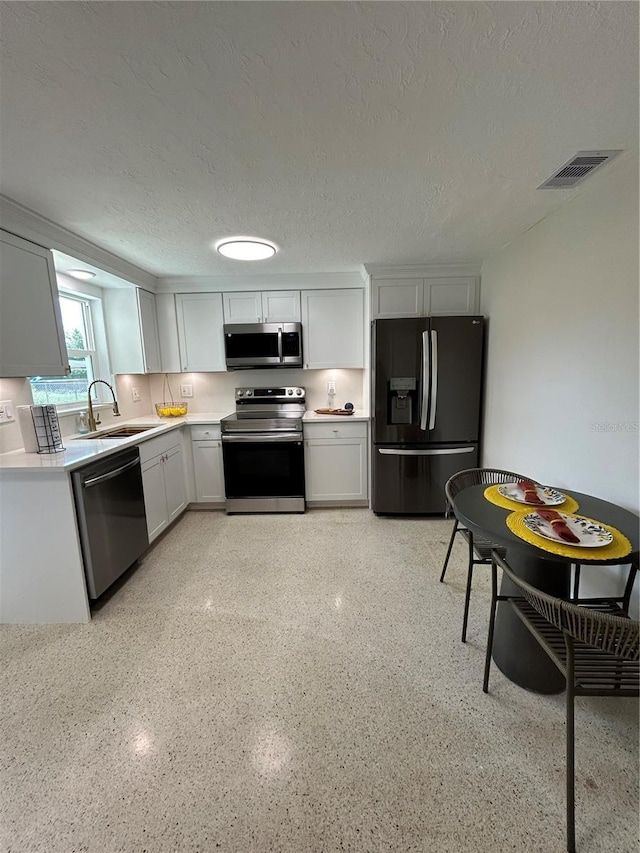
{"left": 155, "top": 402, "right": 188, "bottom": 418}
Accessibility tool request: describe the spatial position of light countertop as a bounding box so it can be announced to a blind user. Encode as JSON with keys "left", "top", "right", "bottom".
{"left": 0, "top": 410, "right": 369, "bottom": 473}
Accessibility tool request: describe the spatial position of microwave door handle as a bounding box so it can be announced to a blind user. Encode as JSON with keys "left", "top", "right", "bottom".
{"left": 419, "top": 329, "right": 430, "bottom": 431}
{"left": 278, "top": 327, "right": 283, "bottom": 363}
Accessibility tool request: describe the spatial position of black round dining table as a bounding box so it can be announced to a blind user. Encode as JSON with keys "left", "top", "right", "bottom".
{"left": 453, "top": 485, "right": 640, "bottom": 694}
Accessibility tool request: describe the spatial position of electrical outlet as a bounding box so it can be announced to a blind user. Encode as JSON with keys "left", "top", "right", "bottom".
{"left": 327, "top": 380, "right": 336, "bottom": 395}
{"left": 0, "top": 399, "right": 15, "bottom": 423}
{"left": 180, "top": 384, "right": 193, "bottom": 398}
{"left": 131, "top": 387, "right": 141, "bottom": 402}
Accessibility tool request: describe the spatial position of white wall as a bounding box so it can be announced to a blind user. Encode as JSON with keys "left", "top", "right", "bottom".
{"left": 480, "top": 153, "right": 639, "bottom": 611}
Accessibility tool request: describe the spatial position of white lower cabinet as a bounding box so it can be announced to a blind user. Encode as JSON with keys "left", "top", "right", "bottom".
{"left": 304, "top": 421, "right": 368, "bottom": 505}
{"left": 140, "top": 431, "right": 187, "bottom": 542}
{"left": 191, "top": 425, "right": 225, "bottom": 503}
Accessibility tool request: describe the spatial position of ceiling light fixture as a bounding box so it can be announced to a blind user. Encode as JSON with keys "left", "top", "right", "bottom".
{"left": 67, "top": 269, "right": 96, "bottom": 281}
{"left": 216, "top": 239, "right": 277, "bottom": 261}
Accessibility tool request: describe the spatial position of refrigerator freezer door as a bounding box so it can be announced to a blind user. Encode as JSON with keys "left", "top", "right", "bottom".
{"left": 372, "top": 443, "right": 478, "bottom": 514}
{"left": 427, "top": 316, "right": 484, "bottom": 443}
{"left": 372, "top": 318, "right": 430, "bottom": 444}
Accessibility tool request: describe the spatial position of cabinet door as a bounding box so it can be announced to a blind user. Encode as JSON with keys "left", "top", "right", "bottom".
{"left": 262, "top": 291, "right": 301, "bottom": 322}
{"left": 192, "top": 440, "right": 225, "bottom": 502}
{"left": 104, "top": 288, "right": 144, "bottom": 374}
{"left": 156, "top": 293, "right": 181, "bottom": 373}
{"left": 301, "top": 289, "right": 364, "bottom": 369}
{"left": 142, "top": 455, "right": 168, "bottom": 542}
{"left": 424, "top": 277, "right": 479, "bottom": 315}
{"left": 304, "top": 438, "right": 368, "bottom": 502}
{"left": 164, "top": 445, "right": 187, "bottom": 522}
{"left": 137, "top": 289, "right": 161, "bottom": 373}
{"left": 0, "top": 230, "right": 69, "bottom": 377}
{"left": 371, "top": 279, "right": 424, "bottom": 319}
{"left": 176, "top": 293, "right": 226, "bottom": 372}
{"left": 222, "top": 292, "right": 262, "bottom": 324}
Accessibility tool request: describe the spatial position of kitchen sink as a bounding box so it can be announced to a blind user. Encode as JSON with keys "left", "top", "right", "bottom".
{"left": 77, "top": 426, "right": 156, "bottom": 440}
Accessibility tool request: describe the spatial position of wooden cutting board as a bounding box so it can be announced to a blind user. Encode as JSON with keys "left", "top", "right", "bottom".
{"left": 314, "top": 408, "right": 355, "bottom": 416}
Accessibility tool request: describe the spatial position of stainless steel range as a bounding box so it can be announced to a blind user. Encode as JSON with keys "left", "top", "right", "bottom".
{"left": 221, "top": 386, "right": 306, "bottom": 513}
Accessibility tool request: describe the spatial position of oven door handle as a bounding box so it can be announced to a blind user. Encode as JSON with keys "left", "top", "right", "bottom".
{"left": 222, "top": 432, "right": 302, "bottom": 443}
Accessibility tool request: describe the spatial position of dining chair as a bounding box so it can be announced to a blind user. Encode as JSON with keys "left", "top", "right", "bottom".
{"left": 484, "top": 551, "right": 640, "bottom": 853}
{"left": 439, "top": 467, "right": 529, "bottom": 642}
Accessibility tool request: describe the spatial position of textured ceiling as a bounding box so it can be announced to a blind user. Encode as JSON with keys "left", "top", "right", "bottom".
{"left": 0, "top": 1, "right": 637, "bottom": 277}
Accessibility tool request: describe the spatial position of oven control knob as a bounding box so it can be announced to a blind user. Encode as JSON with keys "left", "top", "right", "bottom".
{"left": 237, "top": 390, "right": 244, "bottom": 397}
{"left": 287, "top": 389, "right": 293, "bottom": 395}
{"left": 246, "top": 390, "right": 253, "bottom": 396}
{"left": 295, "top": 388, "right": 303, "bottom": 396}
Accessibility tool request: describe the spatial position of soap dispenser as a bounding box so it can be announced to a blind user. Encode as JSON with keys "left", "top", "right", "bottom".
{"left": 76, "top": 410, "right": 89, "bottom": 434}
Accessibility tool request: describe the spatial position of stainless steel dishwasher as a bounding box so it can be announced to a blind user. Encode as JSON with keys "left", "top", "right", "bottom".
{"left": 72, "top": 447, "right": 149, "bottom": 599}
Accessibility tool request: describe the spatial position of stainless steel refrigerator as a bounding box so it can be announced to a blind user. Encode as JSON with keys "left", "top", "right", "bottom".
{"left": 371, "top": 316, "right": 484, "bottom": 514}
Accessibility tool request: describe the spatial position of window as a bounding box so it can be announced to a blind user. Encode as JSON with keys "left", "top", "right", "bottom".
{"left": 30, "top": 292, "right": 105, "bottom": 408}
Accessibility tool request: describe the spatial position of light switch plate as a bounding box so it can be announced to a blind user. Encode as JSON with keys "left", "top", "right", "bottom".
{"left": 180, "top": 384, "right": 193, "bottom": 398}
{"left": 131, "top": 387, "right": 141, "bottom": 402}
{"left": 0, "top": 399, "right": 15, "bottom": 423}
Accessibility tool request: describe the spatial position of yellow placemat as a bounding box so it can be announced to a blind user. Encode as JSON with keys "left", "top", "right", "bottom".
{"left": 506, "top": 510, "right": 632, "bottom": 561}
{"left": 484, "top": 484, "right": 579, "bottom": 514}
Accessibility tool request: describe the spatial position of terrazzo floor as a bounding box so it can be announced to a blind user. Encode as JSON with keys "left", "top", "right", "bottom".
{"left": 1, "top": 508, "right": 638, "bottom": 853}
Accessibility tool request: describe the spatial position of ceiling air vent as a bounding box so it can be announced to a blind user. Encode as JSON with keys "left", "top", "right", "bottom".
{"left": 538, "top": 150, "right": 622, "bottom": 189}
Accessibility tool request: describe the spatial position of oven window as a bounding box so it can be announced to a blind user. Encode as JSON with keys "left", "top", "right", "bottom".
{"left": 223, "top": 441, "right": 305, "bottom": 498}
{"left": 225, "top": 332, "right": 279, "bottom": 359}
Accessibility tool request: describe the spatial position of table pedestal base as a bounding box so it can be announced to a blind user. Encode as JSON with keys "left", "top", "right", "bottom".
{"left": 492, "top": 550, "right": 570, "bottom": 695}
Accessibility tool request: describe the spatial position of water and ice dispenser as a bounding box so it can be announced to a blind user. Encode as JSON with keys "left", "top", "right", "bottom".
{"left": 388, "top": 377, "right": 417, "bottom": 425}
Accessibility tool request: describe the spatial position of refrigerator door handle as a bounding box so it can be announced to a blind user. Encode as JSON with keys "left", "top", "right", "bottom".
{"left": 428, "top": 330, "right": 438, "bottom": 430}
{"left": 420, "top": 330, "right": 430, "bottom": 430}
{"left": 378, "top": 447, "right": 475, "bottom": 456}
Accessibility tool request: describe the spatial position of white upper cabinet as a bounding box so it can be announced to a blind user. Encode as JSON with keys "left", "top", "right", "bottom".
{"left": 370, "top": 273, "right": 479, "bottom": 319}
{"left": 371, "top": 278, "right": 424, "bottom": 318}
{"left": 222, "top": 290, "right": 301, "bottom": 324}
{"left": 155, "top": 292, "right": 182, "bottom": 373}
{"left": 262, "top": 291, "right": 300, "bottom": 322}
{"left": 104, "top": 287, "right": 161, "bottom": 374}
{"left": 0, "top": 229, "right": 69, "bottom": 377}
{"left": 176, "top": 292, "right": 226, "bottom": 372}
{"left": 301, "top": 289, "right": 364, "bottom": 369}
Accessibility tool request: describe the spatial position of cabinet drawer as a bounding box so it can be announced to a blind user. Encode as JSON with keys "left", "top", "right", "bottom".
{"left": 303, "top": 421, "right": 368, "bottom": 440}
{"left": 139, "top": 428, "right": 181, "bottom": 463}
{"left": 191, "top": 425, "right": 221, "bottom": 441}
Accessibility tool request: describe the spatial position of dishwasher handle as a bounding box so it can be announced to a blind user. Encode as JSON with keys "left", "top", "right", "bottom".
{"left": 82, "top": 456, "right": 141, "bottom": 488}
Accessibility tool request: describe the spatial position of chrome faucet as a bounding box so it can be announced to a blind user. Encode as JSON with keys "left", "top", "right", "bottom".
{"left": 87, "top": 379, "right": 121, "bottom": 432}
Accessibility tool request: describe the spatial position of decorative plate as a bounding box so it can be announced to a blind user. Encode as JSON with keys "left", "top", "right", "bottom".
{"left": 522, "top": 512, "right": 614, "bottom": 548}
{"left": 498, "top": 483, "right": 566, "bottom": 506}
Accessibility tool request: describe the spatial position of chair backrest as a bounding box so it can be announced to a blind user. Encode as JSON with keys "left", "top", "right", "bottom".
{"left": 445, "top": 467, "right": 529, "bottom": 505}
{"left": 493, "top": 552, "right": 640, "bottom": 662}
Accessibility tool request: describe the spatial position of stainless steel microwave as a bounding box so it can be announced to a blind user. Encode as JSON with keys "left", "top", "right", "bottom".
{"left": 223, "top": 322, "right": 303, "bottom": 369}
